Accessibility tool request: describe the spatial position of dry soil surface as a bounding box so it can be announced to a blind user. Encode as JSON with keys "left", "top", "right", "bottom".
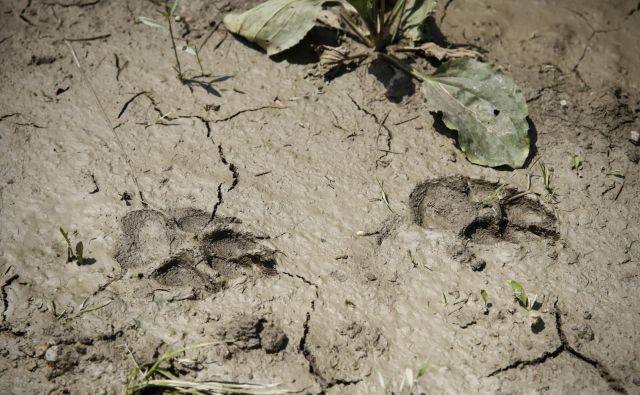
{"left": 1, "top": 0, "right": 639, "bottom": 394}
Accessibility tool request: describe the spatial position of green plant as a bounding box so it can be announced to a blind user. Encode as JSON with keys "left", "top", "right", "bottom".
{"left": 482, "top": 182, "right": 507, "bottom": 203}
{"left": 223, "top": 0, "right": 531, "bottom": 168}
{"left": 480, "top": 289, "right": 489, "bottom": 305}
{"left": 126, "top": 342, "right": 291, "bottom": 394}
{"left": 571, "top": 154, "right": 583, "bottom": 174}
{"left": 59, "top": 228, "right": 84, "bottom": 265}
{"left": 480, "top": 289, "right": 490, "bottom": 314}
{"left": 509, "top": 280, "right": 540, "bottom": 321}
{"left": 378, "top": 362, "right": 428, "bottom": 395}
{"left": 539, "top": 161, "right": 553, "bottom": 194}
{"left": 139, "top": 0, "right": 212, "bottom": 82}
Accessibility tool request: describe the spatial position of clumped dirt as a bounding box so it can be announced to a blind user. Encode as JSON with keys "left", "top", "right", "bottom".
{"left": 1, "top": 0, "right": 639, "bottom": 394}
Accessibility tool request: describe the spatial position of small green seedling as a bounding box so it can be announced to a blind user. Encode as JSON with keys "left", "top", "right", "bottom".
{"left": 480, "top": 289, "right": 489, "bottom": 304}
{"left": 509, "top": 280, "right": 540, "bottom": 321}
{"left": 480, "top": 289, "right": 491, "bottom": 314}
{"left": 59, "top": 228, "right": 84, "bottom": 265}
{"left": 378, "top": 362, "right": 428, "bottom": 395}
{"left": 483, "top": 182, "right": 507, "bottom": 203}
{"left": 126, "top": 341, "right": 290, "bottom": 394}
{"left": 571, "top": 154, "right": 583, "bottom": 175}
{"left": 539, "top": 162, "right": 553, "bottom": 194}
{"left": 223, "top": 0, "right": 532, "bottom": 169}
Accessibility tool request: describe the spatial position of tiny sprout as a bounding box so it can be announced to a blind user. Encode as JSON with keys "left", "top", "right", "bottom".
{"left": 539, "top": 162, "right": 553, "bottom": 194}
{"left": 59, "top": 228, "right": 86, "bottom": 265}
{"left": 380, "top": 362, "right": 428, "bottom": 395}
{"left": 483, "top": 182, "right": 507, "bottom": 202}
{"left": 509, "top": 280, "right": 541, "bottom": 322}
{"left": 572, "top": 154, "right": 583, "bottom": 174}
{"left": 480, "top": 289, "right": 489, "bottom": 305}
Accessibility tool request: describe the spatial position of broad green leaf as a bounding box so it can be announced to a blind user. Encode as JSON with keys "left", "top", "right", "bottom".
{"left": 422, "top": 58, "right": 530, "bottom": 168}
{"left": 509, "top": 280, "right": 528, "bottom": 308}
{"left": 223, "top": 0, "right": 328, "bottom": 56}
{"left": 402, "top": 0, "right": 436, "bottom": 42}
{"left": 347, "top": 0, "right": 373, "bottom": 20}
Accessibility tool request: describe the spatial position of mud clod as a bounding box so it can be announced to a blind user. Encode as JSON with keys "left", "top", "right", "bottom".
{"left": 260, "top": 323, "right": 288, "bottom": 354}
{"left": 217, "top": 316, "right": 288, "bottom": 354}
{"left": 218, "top": 315, "right": 262, "bottom": 350}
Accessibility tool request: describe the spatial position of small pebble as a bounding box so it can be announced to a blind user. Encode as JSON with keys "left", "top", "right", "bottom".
{"left": 560, "top": 99, "right": 568, "bottom": 107}
{"left": 630, "top": 130, "right": 639, "bottom": 145}
{"left": 44, "top": 346, "right": 60, "bottom": 362}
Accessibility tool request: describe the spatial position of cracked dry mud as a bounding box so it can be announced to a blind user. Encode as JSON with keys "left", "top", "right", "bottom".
{"left": 1, "top": 0, "right": 639, "bottom": 394}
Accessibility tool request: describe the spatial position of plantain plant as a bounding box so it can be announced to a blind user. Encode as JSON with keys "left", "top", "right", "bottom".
{"left": 223, "top": 0, "right": 531, "bottom": 168}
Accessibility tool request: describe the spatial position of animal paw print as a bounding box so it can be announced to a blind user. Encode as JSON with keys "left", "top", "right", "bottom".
{"left": 409, "top": 175, "right": 559, "bottom": 244}
{"left": 115, "top": 208, "right": 277, "bottom": 293}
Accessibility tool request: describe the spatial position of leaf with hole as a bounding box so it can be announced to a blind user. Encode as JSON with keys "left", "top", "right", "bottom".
{"left": 421, "top": 57, "right": 530, "bottom": 168}
{"left": 223, "top": 0, "right": 331, "bottom": 56}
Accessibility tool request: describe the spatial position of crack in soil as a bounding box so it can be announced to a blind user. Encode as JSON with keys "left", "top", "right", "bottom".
{"left": 297, "top": 300, "right": 328, "bottom": 392}
{"left": 117, "top": 91, "right": 161, "bottom": 119}
{"left": 440, "top": 0, "right": 455, "bottom": 25}
{"left": 217, "top": 144, "right": 238, "bottom": 192}
{"left": 44, "top": 0, "right": 102, "bottom": 8}
{"left": 201, "top": 138, "right": 239, "bottom": 227}
{"left": 279, "top": 271, "right": 330, "bottom": 392}
{"left": 563, "top": 7, "right": 623, "bottom": 88}
{"left": 626, "top": 2, "right": 640, "bottom": 19}
{"left": 0, "top": 113, "right": 19, "bottom": 122}
{"left": 346, "top": 94, "right": 394, "bottom": 168}
{"left": 213, "top": 105, "right": 285, "bottom": 124}
{"left": 280, "top": 271, "right": 319, "bottom": 295}
{"left": 285, "top": 270, "right": 362, "bottom": 393}
{"left": 1, "top": 271, "right": 19, "bottom": 325}
{"left": 489, "top": 301, "right": 628, "bottom": 394}
{"left": 207, "top": 182, "right": 224, "bottom": 226}
{"left": 20, "top": 0, "right": 35, "bottom": 26}
{"left": 114, "top": 54, "right": 128, "bottom": 82}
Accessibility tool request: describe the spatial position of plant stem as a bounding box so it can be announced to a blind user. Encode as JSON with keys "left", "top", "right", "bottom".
{"left": 379, "top": 52, "right": 429, "bottom": 82}
{"left": 165, "top": 9, "right": 183, "bottom": 80}
{"left": 340, "top": 11, "right": 374, "bottom": 48}
{"left": 389, "top": 0, "right": 407, "bottom": 44}
{"left": 195, "top": 47, "right": 204, "bottom": 76}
